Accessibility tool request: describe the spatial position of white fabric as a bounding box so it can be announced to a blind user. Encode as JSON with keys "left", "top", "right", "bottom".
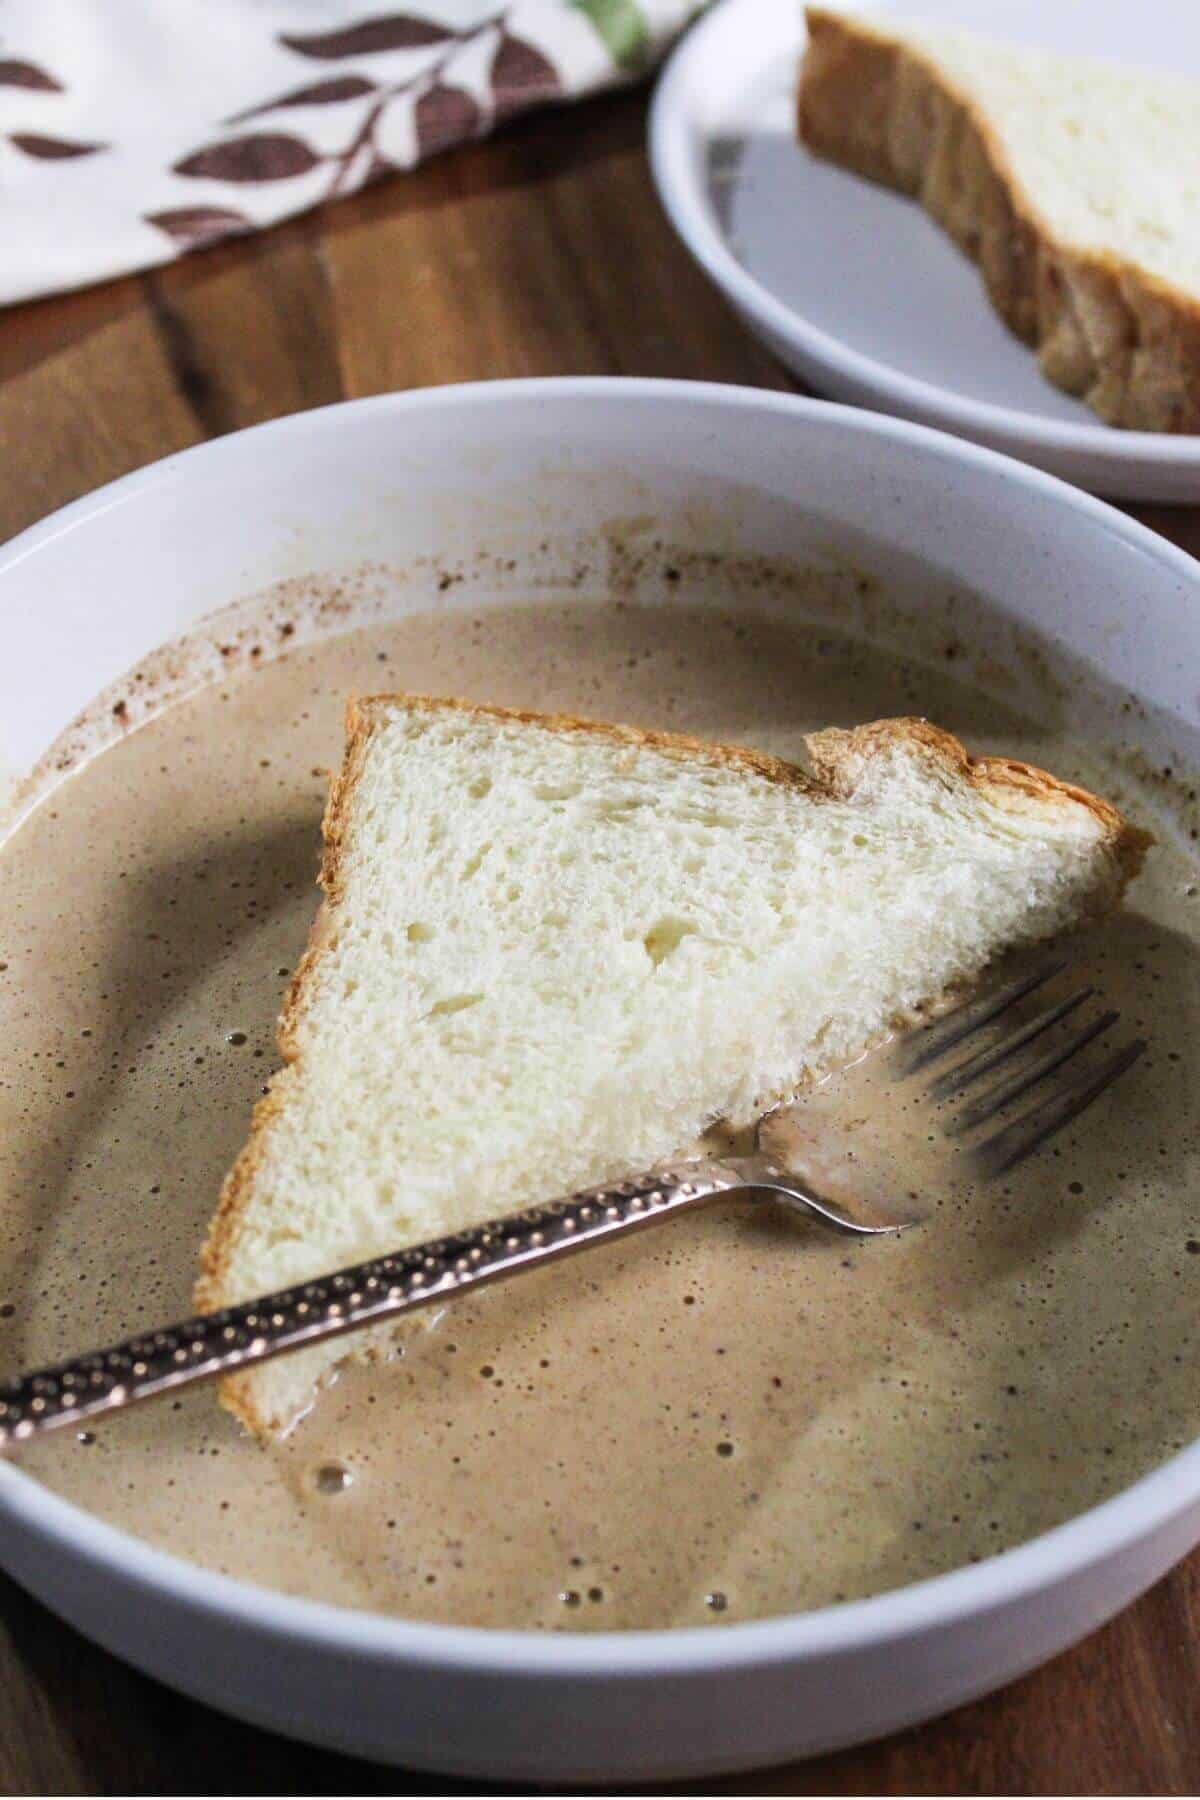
{"left": 0, "top": 0, "right": 700, "bottom": 304}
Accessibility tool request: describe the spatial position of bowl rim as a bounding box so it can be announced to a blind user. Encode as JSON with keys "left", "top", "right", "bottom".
{"left": 2, "top": 372, "right": 1199, "bottom": 1679}
{"left": 647, "top": 0, "right": 1200, "bottom": 475}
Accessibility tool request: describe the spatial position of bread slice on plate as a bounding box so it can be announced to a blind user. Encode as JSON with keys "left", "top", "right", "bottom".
{"left": 196, "top": 696, "right": 1147, "bottom": 1437}
{"left": 798, "top": 7, "right": 1200, "bottom": 431}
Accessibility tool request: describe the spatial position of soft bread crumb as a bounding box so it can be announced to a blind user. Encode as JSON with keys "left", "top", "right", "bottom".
{"left": 197, "top": 698, "right": 1147, "bottom": 1436}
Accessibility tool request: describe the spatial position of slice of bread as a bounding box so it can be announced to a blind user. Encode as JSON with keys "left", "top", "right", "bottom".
{"left": 798, "top": 7, "right": 1200, "bottom": 431}
{"left": 197, "top": 697, "right": 1147, "bottom": 1437}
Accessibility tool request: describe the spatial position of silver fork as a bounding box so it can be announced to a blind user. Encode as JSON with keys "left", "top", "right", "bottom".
{"left": 0, "top": 959, "right": 1144, "bottom": 1453}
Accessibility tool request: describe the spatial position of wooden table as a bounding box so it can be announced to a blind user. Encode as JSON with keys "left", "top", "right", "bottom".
{"left": 2, "top": 86, "right": 1199, "bottom": 1797}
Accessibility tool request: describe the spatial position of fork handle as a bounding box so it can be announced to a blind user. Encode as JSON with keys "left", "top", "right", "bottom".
{"left": 0, "top": 1160, "right": 748, "bottom": 1452}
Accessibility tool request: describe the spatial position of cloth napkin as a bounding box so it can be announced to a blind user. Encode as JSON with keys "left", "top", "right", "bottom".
{"left": 0, "top": 0, "right": 700, "bottom": 306}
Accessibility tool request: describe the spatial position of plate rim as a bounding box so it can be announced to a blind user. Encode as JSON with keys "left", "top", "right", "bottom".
{"left": 648, "top": 0, "right": 1200, "bottom": 480}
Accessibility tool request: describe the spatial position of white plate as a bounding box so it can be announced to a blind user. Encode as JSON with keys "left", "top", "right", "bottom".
{"left": 1, "top": 380, "right": 1200, "bottom": 1782}
{"left": 650, "top": 0, "right": 1200, "bottom": 501}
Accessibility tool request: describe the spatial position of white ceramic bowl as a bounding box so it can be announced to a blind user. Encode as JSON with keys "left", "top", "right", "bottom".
{"left": 1, "top": 380, "right": 1198, "bottom": 1784}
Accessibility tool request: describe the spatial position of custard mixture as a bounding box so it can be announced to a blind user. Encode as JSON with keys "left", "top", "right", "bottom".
{"left": 1, "top": 595, "right": 1197, "bottom": 1630}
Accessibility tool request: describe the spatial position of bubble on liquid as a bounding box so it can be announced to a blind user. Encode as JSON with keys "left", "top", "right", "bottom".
{"left": 559, "top": 1589, "right": 581, "bottom": 1607}
{"left": 705, "top": 1591, "right": 728, "bottom": 1612}
{"left": 77, "top": 1430, "right": 95, "bottom": 1446}
{"left": 314, "top": 1461, "right": 353, "bottom": 1495}
{"left": 227, "top": 1031, "right": 248, "bottom": 1046}
{"left": 716, "top": 1441, "right": 734, "bottom": 1458}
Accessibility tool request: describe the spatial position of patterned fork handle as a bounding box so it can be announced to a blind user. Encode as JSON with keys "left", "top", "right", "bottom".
{"left": 0, "top": 1159, "right": 753, "bottom": 1453}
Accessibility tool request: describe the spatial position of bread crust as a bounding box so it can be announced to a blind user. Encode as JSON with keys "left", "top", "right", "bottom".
{"left": 798, "top": 7, "right": 1200, "bottom": 432}
{"left": 196, "top": 696, "right": 1149, "bottom": 1436}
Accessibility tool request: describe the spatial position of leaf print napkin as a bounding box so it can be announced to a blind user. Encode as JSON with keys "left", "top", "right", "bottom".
{"left": 0, "top": 0, "right": 703, "bottom": 306}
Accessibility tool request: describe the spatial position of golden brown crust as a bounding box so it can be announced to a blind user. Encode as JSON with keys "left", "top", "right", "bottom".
{"left": 798, "top": 7, "right": 1200, "bottom": 432}
{"left": 804, "top": 715, "right": 1151, "bottom": 887}
{"left": 195, "top": 694, "right": 1148, "bottom": 1437}
{"left": 351, "top": 691, "right": 823, "bottom": 794}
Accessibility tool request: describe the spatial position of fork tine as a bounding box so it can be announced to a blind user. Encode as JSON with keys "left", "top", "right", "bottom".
{"left": 973, "top": 1038, "right": 1147, "bottom": 1174}
{"left": 952, "top": 1009, "right": 1119, "bottom": 1132}
{"left": 929, "top": 986, "right": 1094, "bottom": 1100}
{"left": 898, "top": 957, "right": 1066, "bottom": 1073}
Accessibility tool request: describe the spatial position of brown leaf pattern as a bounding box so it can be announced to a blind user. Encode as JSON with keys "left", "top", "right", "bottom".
{"left": 227, "top": 75, "right": 378, "bottom": 124}
{"left": 279, "top": 16, "right": 455, "bottom": 59}
{"left": 174, "top": 132, "right": 323, "bottom": 183}
{"left": 0, "top": 59, "right": 62, "bottom": 91}
{"left": 414, "top": 82, "right": 481, "bottom": 158}
{"left": 1, "top": 2, "right": 695, "bottom": 303}
{"left": 490, "top": 31, "right": 562, "bottom": 121}
{"left": 364, "top": 150, "right": 396, "bottom": 186}
{"left": 145, "top": 206, "right": 252, "bottom": 247}
{"left": 10, "top": 132, "right": 105, "bottom": 159}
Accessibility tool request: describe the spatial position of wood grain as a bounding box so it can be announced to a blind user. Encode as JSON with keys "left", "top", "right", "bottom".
{"left": 1, "top": 86, "right": 1198, "bottom": 1797}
